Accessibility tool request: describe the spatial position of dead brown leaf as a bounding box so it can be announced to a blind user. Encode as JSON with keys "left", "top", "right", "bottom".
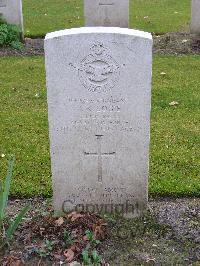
{"left": 63, "top": 248, "right": 75, "bottom": 263}
{"left": 55, "top": 217, "right": 64, "bottom": 226}
{"left": 93, "top": 219, "right": 107, "bottom": 239}
{"left": 70, "top": 244, "right": 80, "bottom": 252}
{"left": 3, "top": 256, "right": 22, "bottom": 266}
{"left": 67, "top": 211, "right": 84, "bottom": 222}
{"left": 169, "top": 101, "right": 179, "bottom": 106}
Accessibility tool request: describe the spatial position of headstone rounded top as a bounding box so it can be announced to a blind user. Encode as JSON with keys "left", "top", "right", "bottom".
{"left": 45, "top": 27, "right": 152, "bottom": 41}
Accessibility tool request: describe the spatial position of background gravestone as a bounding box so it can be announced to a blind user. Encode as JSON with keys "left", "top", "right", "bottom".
{"left": 191, "top": 0, "right": 200, "bottom": 34}
{"left": 84, "top": 0, "right": 129, "bottom": 27}
{"left": 45, "top": 27, "right": 152, "bottom": 217}
{"left": 0, "top": 0, "right": 23, "bottom": 30}
{"left": 0, "top": 0, "right": 6, "bottom": 7}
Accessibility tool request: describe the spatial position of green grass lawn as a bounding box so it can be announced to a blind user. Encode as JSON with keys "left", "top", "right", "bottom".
{"left": 23, "top": 0, "right": 191, "bottom": 37}
{"left": 0, "top": 55, "right": 199, "bottom": 197}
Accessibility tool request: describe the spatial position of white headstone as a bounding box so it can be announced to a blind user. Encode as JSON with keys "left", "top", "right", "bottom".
{"left": 0, "top": 0, "right": 6, "bottom": 7}
{"left": 84, "top": 0, "right": 129, "bottom": 28}
{"left": 191, "top": 0, "right": 200, "bottom": 34}
{"left": 0, "top": 0, "right": 23, "bottom": 30}
{"left": 45, "top": 27, "right": 152, "bottom": 217}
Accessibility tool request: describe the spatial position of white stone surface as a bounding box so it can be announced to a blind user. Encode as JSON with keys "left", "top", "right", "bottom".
{"left": 191, "top": 0, "right": 200, "bottom": 34}
{"left": 45, "top": 27, "right": 152, "bottom": 217}
{"left": 84, "top": 0, "right": 129, "bottom": 28}
{"left": 0, "top": 0, "right": 23, "bottom": 30}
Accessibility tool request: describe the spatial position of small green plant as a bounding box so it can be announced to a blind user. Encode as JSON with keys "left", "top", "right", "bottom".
{"left": 82, "top": 249, "right": 92, "bottom": 265}
{"left": 85, "top": 229, "right": 94, "bottom": 242}
{"left": 103, "top": 213, "right": 116, "bottom": 224}
{"left": 82, "top": 230, "right": 102, "bottom": 265}
{"left": 82, "top": 249, "right": 101, "bottom": 266}
{"left": 37, "top": 239, "right": 54, "bottom": 258}
{"left": 85, "top": 230, "right": 100, "bottom": 246}
{"left": 91, "top": 250, "right": 101, "bottom": 265}
{"left": 63, "top": 229, "right": 73, "bottom": 246}
{"left": 0, "top": 16, "right": 23, "bottom": 50}
{"left": 0, "top": 156, "right": 31, "bottom": 247}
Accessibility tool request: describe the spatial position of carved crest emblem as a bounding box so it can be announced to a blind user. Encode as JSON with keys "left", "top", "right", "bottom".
{"left": 79, "top": 43, "right": 120, "bottom": 93}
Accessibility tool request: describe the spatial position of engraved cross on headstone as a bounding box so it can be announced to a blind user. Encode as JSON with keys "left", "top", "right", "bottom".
{"left": 99, "top": 1, "right": 114, "bottom": 25}
{"left": 84, "top": 135, "right": 116, "bottom": 182}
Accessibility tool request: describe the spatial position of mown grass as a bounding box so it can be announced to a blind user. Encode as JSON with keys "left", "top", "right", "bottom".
{"left": 150, "top": 56, "right": 200, "bottom": 196}
{"left": 0, "top": 56, "right": 199, "bottom": 197}
{"left": 23, "top": 0, "right": 191, "bottom": 37}
{"left": 130, "top": 0, "right": 191, "bottom": 34}
{"left": 0, "top": 57, "right": 51, "bottom": 196}
{"left": 23, "top": 0, "right": 84, "bottom": 38}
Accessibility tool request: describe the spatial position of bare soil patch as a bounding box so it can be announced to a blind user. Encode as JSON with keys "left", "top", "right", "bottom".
{"left": 0, "top": 33, "right": 200, "bottom": 56}
{"left": 153, "top": 32, "right": 200, "bottom": 55}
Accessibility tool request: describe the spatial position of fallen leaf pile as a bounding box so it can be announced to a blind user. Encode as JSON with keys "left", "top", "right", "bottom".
{"left": 12, "top": 211, "right": 107, "bottom": 263}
